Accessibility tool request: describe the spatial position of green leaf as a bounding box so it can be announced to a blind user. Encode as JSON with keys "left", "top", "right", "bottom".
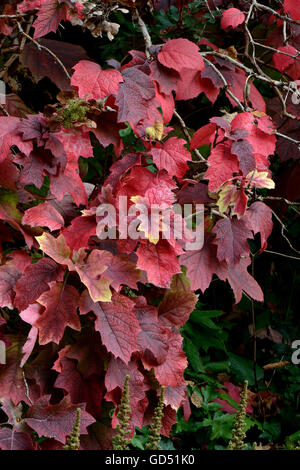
{"left": 203, "top": 412, "right": 235, "bottom": 440}
{"left": 259, "top": 420, "right": 281, "bottom": 441}
{"left": 184, "top": 337, "right": 205, "bottom": 373}
{"left": 204, "top": 360, "right": 230, "bottom": 373}
{"left": 228, "top": 352, "right": 264, "bottom": 386}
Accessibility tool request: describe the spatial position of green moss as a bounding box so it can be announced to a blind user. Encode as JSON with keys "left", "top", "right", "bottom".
{"left": 61, "top": 99, "right": 87, "bottom": 128}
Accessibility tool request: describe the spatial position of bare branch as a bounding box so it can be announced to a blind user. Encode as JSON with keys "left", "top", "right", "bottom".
{"left": 135, "top": 10, "right": 152, "bottom": 57}
{"left": 254, "top": 1, "right": 300, "bottom": 26}
{"left": 203, "top": 57, "right": 246, "bottom": 111}
{"left": 261, "top": 196, "right": 300, "bottom": 206}
{"left": 0, "top": 103, "right": 9, "bottom": 116}
{"left": 264, "top": 250, "right": 300, "bottom": 261}
{"left": 173, "top": 109, "right": 208, "bottom": 164}
{"left": 275, "top": 132, "right": 300, "bottom": 148}
{"left": 0, "top": 14, "right": 27, "bottom": 18}
{"left": 270, "top": 208, "right": 300, "bottom": 255}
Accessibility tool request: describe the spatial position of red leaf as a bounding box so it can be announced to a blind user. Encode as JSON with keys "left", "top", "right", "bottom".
{"left": 137, "top": 239, "right": 181, "bottom": 288}
{"left": 0, "top": 428, "right": 35, "bottom": 450}
{"left": 212, "top": 217, "right": 253, "bottom": 265}
{"left": 6, "top": 250, "right": 31, "bottom": 272}
{"left": 22, "top": 203, "right": 64, "bottom": 231}
{"left": 175, "top": 69, "right": 218, "bottom": 102}
{"left": 20, "top": 325, "right": 38, "bottom": 368}
{"left": 230, "top": 112, "right": 276, "bottom": 157}
{"left": 150, "top": 60, "right": 180, "bottom": 95}
{"left": 18, "top": 0, "right": 43, "bottom": 13}
{"left": 217, "top": 183, "right": 248, "bottom": 217}
{"left": 79, "top": 290, "right": 140, "bottom": 364}
{"left": 205, "top": 142, "right": 239, "bottom": 192}
{"left": 133, "top": 296, "right": 169, "bottom": 367}
{"left": 273, "top": 45, "right": 296, "bottom": 72}
{"left": 219, "top": 256, "right": 264, "bottom": 303}
{"left": 25, "top": 395, "right": 95, "bottom": 443}
{"left": 21, "top": 39, "right": 90, "bottom": 90}
{"left": 222, "top": 68, "right": 266, "bottom": 112}
{"left": 0, "top": 336, "right": 33, "bottom": 405}
{"left": 92, "top": 111, "right": 124, "bottom": 157}
{"left": 116, "top": 67, "right": 159, "bottom": 126}
{"left": 75, "top": 250, "right": 112, "bottom": 302}
{"left": 153, "top": 331, "right": 187, "bottom": 387}
{"left": 151, "top": 137, "right": 191, "bottom": 178}
{"left": 158, "top": 290, "right": 197, "bottom": 328}
{"left": 0, "top": 93, "right": 31, "bottom": 119}
{"left": 55, "top": 128, "right": 93, "bottom": 160}
{"left": 155, "top": 85, "right": 175, "bottom": 123}
{"left": 215, "top": 381, "right": 254, "bottom": 414}
{"left": 102, "top": 253, "right": 142, "bottom": 291}
{"left": 19, "top": 305, "right": 41, "bottom": 367}
{"left": 177, "top": 182, "right": 212, "bottom": 204}
{"left": 62, "top": 216, "right": 97, "bottom": 251}
{"left": 62, "top": 215, "right": 97, "bottom": 252}
{"left": 231, "top": 139, "right": 256, "bottom": 175}
{"left": 35, "top": 282, "right": 81, "bottom": 344}
{"left": 221, "top": 8, "right": 245, "bottom": 30}
{"left": 14, "top": 258, "right": 59, "bottom": 311}
{"left": 158, "top": 38, "right": 204, "bottom": 73}
{"left": 284, "top": 0, "right": 300, "bottom": 20}
{"left": 105, "top": 357, "right": 147, "bottom": 404}
{"left": 0, "top": 265, "right": 20, "bottom": 309}
{"left": 0, "top": 117, "right": 22, "bottom": 162}
{"left": 273, "top": 46, "right": 300, "bottom": 80}
{"left": 190, "top": 122, "right": 216, "bottom": 149}
{"left": 18, "top": 148, "right": 56, "bottom": 189}
{"left": 164, "top": 382, "right": 188, "bottom": 410}
{"left": 50, "top": 161, "right": 88, "bottom": 206}
{"left": 61, "top": 332, "right": 107, "bottom": 378}
{"left": 32, "top": 0, "right": 68, "bottom": 39}
{"left": 71, "top": 60, "right": 123, "bottom": 100}
{"left": 179, "top": 236, "right": 221, "bottom": 292}
{"left": 105, "top": 358, "right": 149, "bottom": 431}
{"left": 245, "top": 201, "right": 273, "bottom": 251}
{"left": 54, "top": 358, "right": 104, "bottom": 419}
{"left": 35, "top": 232, "right": 73, "bottom": 269}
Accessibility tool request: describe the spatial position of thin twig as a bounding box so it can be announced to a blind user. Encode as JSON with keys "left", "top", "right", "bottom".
{"left": 270, "top": 208, "right": 300, "bottom": 255}
{"left": 0, "top": 103, "right": 9, "bottom": 116}
{"left": 16, "top": 21, "right": 71, "bottom": 81}
{"left": 251, "top": 40, "right": 300, "bottom": 60}
{"left": 135, "top": 10, "right": 152, "bottom": 57}
{"left": 254, "top": 1, "right": 300, "bottom": 26}
{"left": 22, "top": 371, "right": 33, "bottom": 406}
{"left": 200, "top": 51, "right": 294, "bottom": 90}
{"left": 0, "top": 14, "right": 27, "bottom": 18}
{"left": 264, "top": 250, "right": 300, "bottom": 261}
{"left": 275, "top": 132, "right": 300, "bottom": 147}
{"left": 20, "top": 14, "right": 34, "bottom": 52}
{"left": 261, "top": 196, "right": 300, "bottom": 206}
{"left": 203, "top": 57, "right": 246, "bottom": 111}
{"left": 173, "top": 109, "right": 208, "bottom": 163}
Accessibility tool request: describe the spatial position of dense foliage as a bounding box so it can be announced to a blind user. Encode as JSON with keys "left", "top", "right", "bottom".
{"left": 0, "top": 0, "right": 299, "bottom": 450}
